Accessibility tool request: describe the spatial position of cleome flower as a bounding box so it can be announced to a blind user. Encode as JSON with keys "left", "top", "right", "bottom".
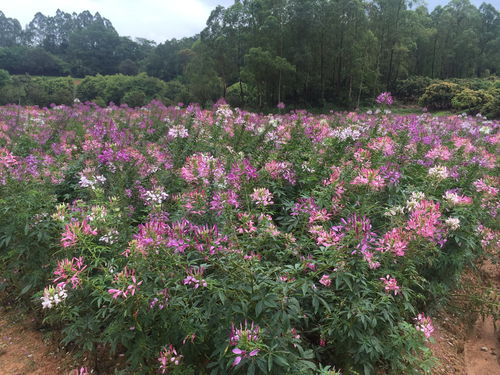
{"left": 379, "top": 275, "right": 400, "bottom": 295}
{"left": 41, "top": 285, "right": 67, "bottom": 309}
{"left": 229, "top": 320, "right": 262, "bottom": 367}
{"left": 415, "top": 313, "right": 434, "bottom": 339}
{"left": 158, "top": 345, "right": 183, "bottom": 373}
{"left": 250, "top": 188, "right": 274, "bottom": 206}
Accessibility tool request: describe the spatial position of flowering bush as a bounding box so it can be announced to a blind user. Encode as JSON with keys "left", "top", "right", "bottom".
{"left": 0, "top": 100, "right": 498, "bottom": 374}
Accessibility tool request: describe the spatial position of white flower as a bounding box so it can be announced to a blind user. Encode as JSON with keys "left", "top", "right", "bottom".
{"left": 144, "top": 189, "right": 168, "bottom": 205}
{"left": 301, "top": 162, "right": 315, "bottom": 173}
{"left": 479, "top": 126, "right": 491, "bottom": 135}
{"left": 406, "top": 192, "right": 426, "bottom": 210}
{"left": 444, "top": 191, "right": 460, "bottom": 205}
{"left": 100, "top": 229, "right": 119, "bottom": 244}
{"left": 41, "top": 285, "right": 67, "bottom": 309}
{"left": 79, "top": 175, "right": 93, "bottom": 188}
{"left": 79, "top": 174, "right": 106, "bottom": 188}
{"left": 428, "top": 165, "right": 449, "bottom": 180}
{"left": 445, "top": 217, "right": 460, "bottom": 231}
{"left": 41, "top": 297, "right": 53, "bottom": 309}
{"left": 168, "top": 125, "right": 189, "bottom": 139}
{"left": 384, "top": 205, "right": 405, "bottom": 217}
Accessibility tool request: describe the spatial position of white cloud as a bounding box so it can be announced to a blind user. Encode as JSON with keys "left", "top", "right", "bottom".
{"left": 1, "top": 0, "right": 233, "bottom": 43}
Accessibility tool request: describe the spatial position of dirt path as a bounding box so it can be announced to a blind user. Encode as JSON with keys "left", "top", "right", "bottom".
{"left": 464, "top": 315, "right": 499, "bottom": 374}
{"left": 0, "top": 305, "right": 74, "bottom": 375}
{"left": 463, "top": 261, "right": 499, "bottom": 375}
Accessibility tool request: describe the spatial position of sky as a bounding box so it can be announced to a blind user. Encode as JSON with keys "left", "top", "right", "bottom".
{"left": 1, "top": 0, "right": 497, "bottom": 44}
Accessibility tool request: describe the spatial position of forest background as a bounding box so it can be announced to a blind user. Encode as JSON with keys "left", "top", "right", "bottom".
{"left": 0, "top": 0, "right": 498, "bottom": 113}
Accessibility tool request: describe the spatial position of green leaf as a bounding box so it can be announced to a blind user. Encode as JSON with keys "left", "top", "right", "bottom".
{"left": 20, "top": 283, "right": 32, "bottom": 295}
{"left": 247, "top": 361, "right": 256, "bottom": 375}
{"left": 255, "top": 301, "right": 263, "bottom": 317}
{"left": 274, "top": 355, "right": 289, "bottom": 367}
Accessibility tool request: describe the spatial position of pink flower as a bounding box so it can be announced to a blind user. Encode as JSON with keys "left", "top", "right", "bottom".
{"left": 108, "top": 289, "right": 124, "bottom": 299}
{"left": 60, "top": 219, "right": 97, "bottom": 248}
{"left": 406, "top": 200, "right": 443, "bottom": 241}
{"left": 310, "top": 225, "right": 344, "bottom": 248}
{"left": 61, "top": 225, "right": 78, "bottom": 248}
{"left": 158, "top": 345, "right": 183, "bottom": 373}
{"left": 53, "top": 257, "right": 87, "bottom": 289}
{"left": 319, "top": 274, "right": 331, "bottom": 287}
{"left": 183, "top": 267, "right": 208, "bottom": 289}
{"left": 264, "top": 160, "right": 296, "bottom": 185}
{"left": 231, "top": 348, "right": 260, "bottom": 367}
{"left": 415, "top": 313, "right": 434, "bottom": 339}
{"left": 367, "top": 137, "right": 395, "bottom": 156}
{"left": 229, "top": 320, "right": 260, "bottom": 347}
{"left": 107, "top": 269, "right": 143, "bottom": 299}
{"left": 351, "top": 168, "right": 386, "bottom": 190}
{"left": 75, "top": 367, "right": 90, "bottom": 375}
{"left": 180, "top": 153, "right": 225, "bottom": 185}
{"left": 376, "top": 228, "right": 408, "bottom": 257}
{"left": 250, "top": 188, "right": 274, "bottom": 206}
{"left": 210, "top": 190, "right": 239, "bottom": 215}
{"left": 380, "top": 275, "right": 400, "bottom": 295}
{"left": 375, "top": 92, "right": 393, "bottom": 105}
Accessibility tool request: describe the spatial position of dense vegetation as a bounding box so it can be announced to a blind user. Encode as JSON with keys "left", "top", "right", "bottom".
{"left": 0, "top": 99, "right": 498, "bottom": 374}
{"left": 1, "top": 71, "right": 498, "bottom": 118}
{"left": 0, "top": 0, "right": 499, "bottom": 108}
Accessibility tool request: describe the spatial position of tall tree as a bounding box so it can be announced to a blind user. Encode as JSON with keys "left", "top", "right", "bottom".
{"left": 0, "top": 11, "right": 23, "bottom": 47}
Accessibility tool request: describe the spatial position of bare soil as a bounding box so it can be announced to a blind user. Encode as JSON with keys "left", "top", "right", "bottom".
{"left": 430, "top": 260, "right": 499, "bottom": 375}
{"left": 0, "top": 305, "right": 76, "bottom": 375}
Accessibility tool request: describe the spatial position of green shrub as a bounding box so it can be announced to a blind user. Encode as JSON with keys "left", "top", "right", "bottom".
{"left": 164, "top": 80, "right": 191, "bottom": 105}
{"left": 122, "top": 89, "right": 147, "bottom": 107}
{"left": 76, "top": 73, "right": 168, "bottom": 105}
{"left": 0, "top": 75, "right": 74, "bottom": 107}
{"left": 419, "top": 82, "right": 460, "bottom": 110}
{"left": 92, "top": 96, "right": 106, "bottom": 107}
{"left": 446, "top": 77, "right": 496, "bottom": 91}
{"left": 394, "top": 76, "right": 435, "bottom": 102}
{"left": 481, "top": 88, "right": 500, "bottom": 119}
{"left": 0, "top": 69, "right": 10, "bottom": 87}
{"left": 226, "top": 82, "right": 258, "bottom": 108}
{"left": 451, "top": 89, "right": 493, "bottom": 115}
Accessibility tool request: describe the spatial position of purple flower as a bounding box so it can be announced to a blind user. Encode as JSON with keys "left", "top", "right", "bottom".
{"left": 375, "top": 92, "right": 394, "bottom": 106}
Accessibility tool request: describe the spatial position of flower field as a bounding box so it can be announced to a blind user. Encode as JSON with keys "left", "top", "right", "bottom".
{"left": 0, "top": 100, "right": 498, "bottom": 374}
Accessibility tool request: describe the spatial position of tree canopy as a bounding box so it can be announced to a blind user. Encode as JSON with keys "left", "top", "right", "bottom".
{"left": 0, "top": 0, "right": 498, "bottom": 108}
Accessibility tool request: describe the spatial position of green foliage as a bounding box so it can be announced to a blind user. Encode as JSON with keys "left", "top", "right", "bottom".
{"left": 415, "top": 78, "right": 500, "bottom": 117}
{"left": 394, "top": 76, "right": 435, "bottom": 103}
{"left": 163, "top": 80, "right": 191, "bottom": 105}
{"left": 419, "top": 82, "right": 460, "bottom": 110}
{"left": 76, "top": 73, "right": 168, "bottom": 106}
{"left": 0, "top": 68, "right": 10, "bottom": 87}
{"left": 0, "top": 75, "right": 74, "bottom": 107}
{"left": 481, "top": 88, "right": 500, "bottom": 118}
{"left": 1, "top": 1, "right": 500, "bottom": 109}
{"left": 451, "top": 88, "right": 493, "bottom": 114}
{"left": 184, "top": 43, "right": 223, "bottom": 106}
{"left": 241, "top": 47, "right": 295, "bottom": 107}
{"left": 226, "top": 82, "right": 258, "bottom": 108}
{"left": 118, "top": 59, "right": 139, "bottom": 76}
{"left": 122, "top": 89, "right": 146, "bottom": 108}
{"left": 0, "top": 47, "right": 68, "bottom": 76}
